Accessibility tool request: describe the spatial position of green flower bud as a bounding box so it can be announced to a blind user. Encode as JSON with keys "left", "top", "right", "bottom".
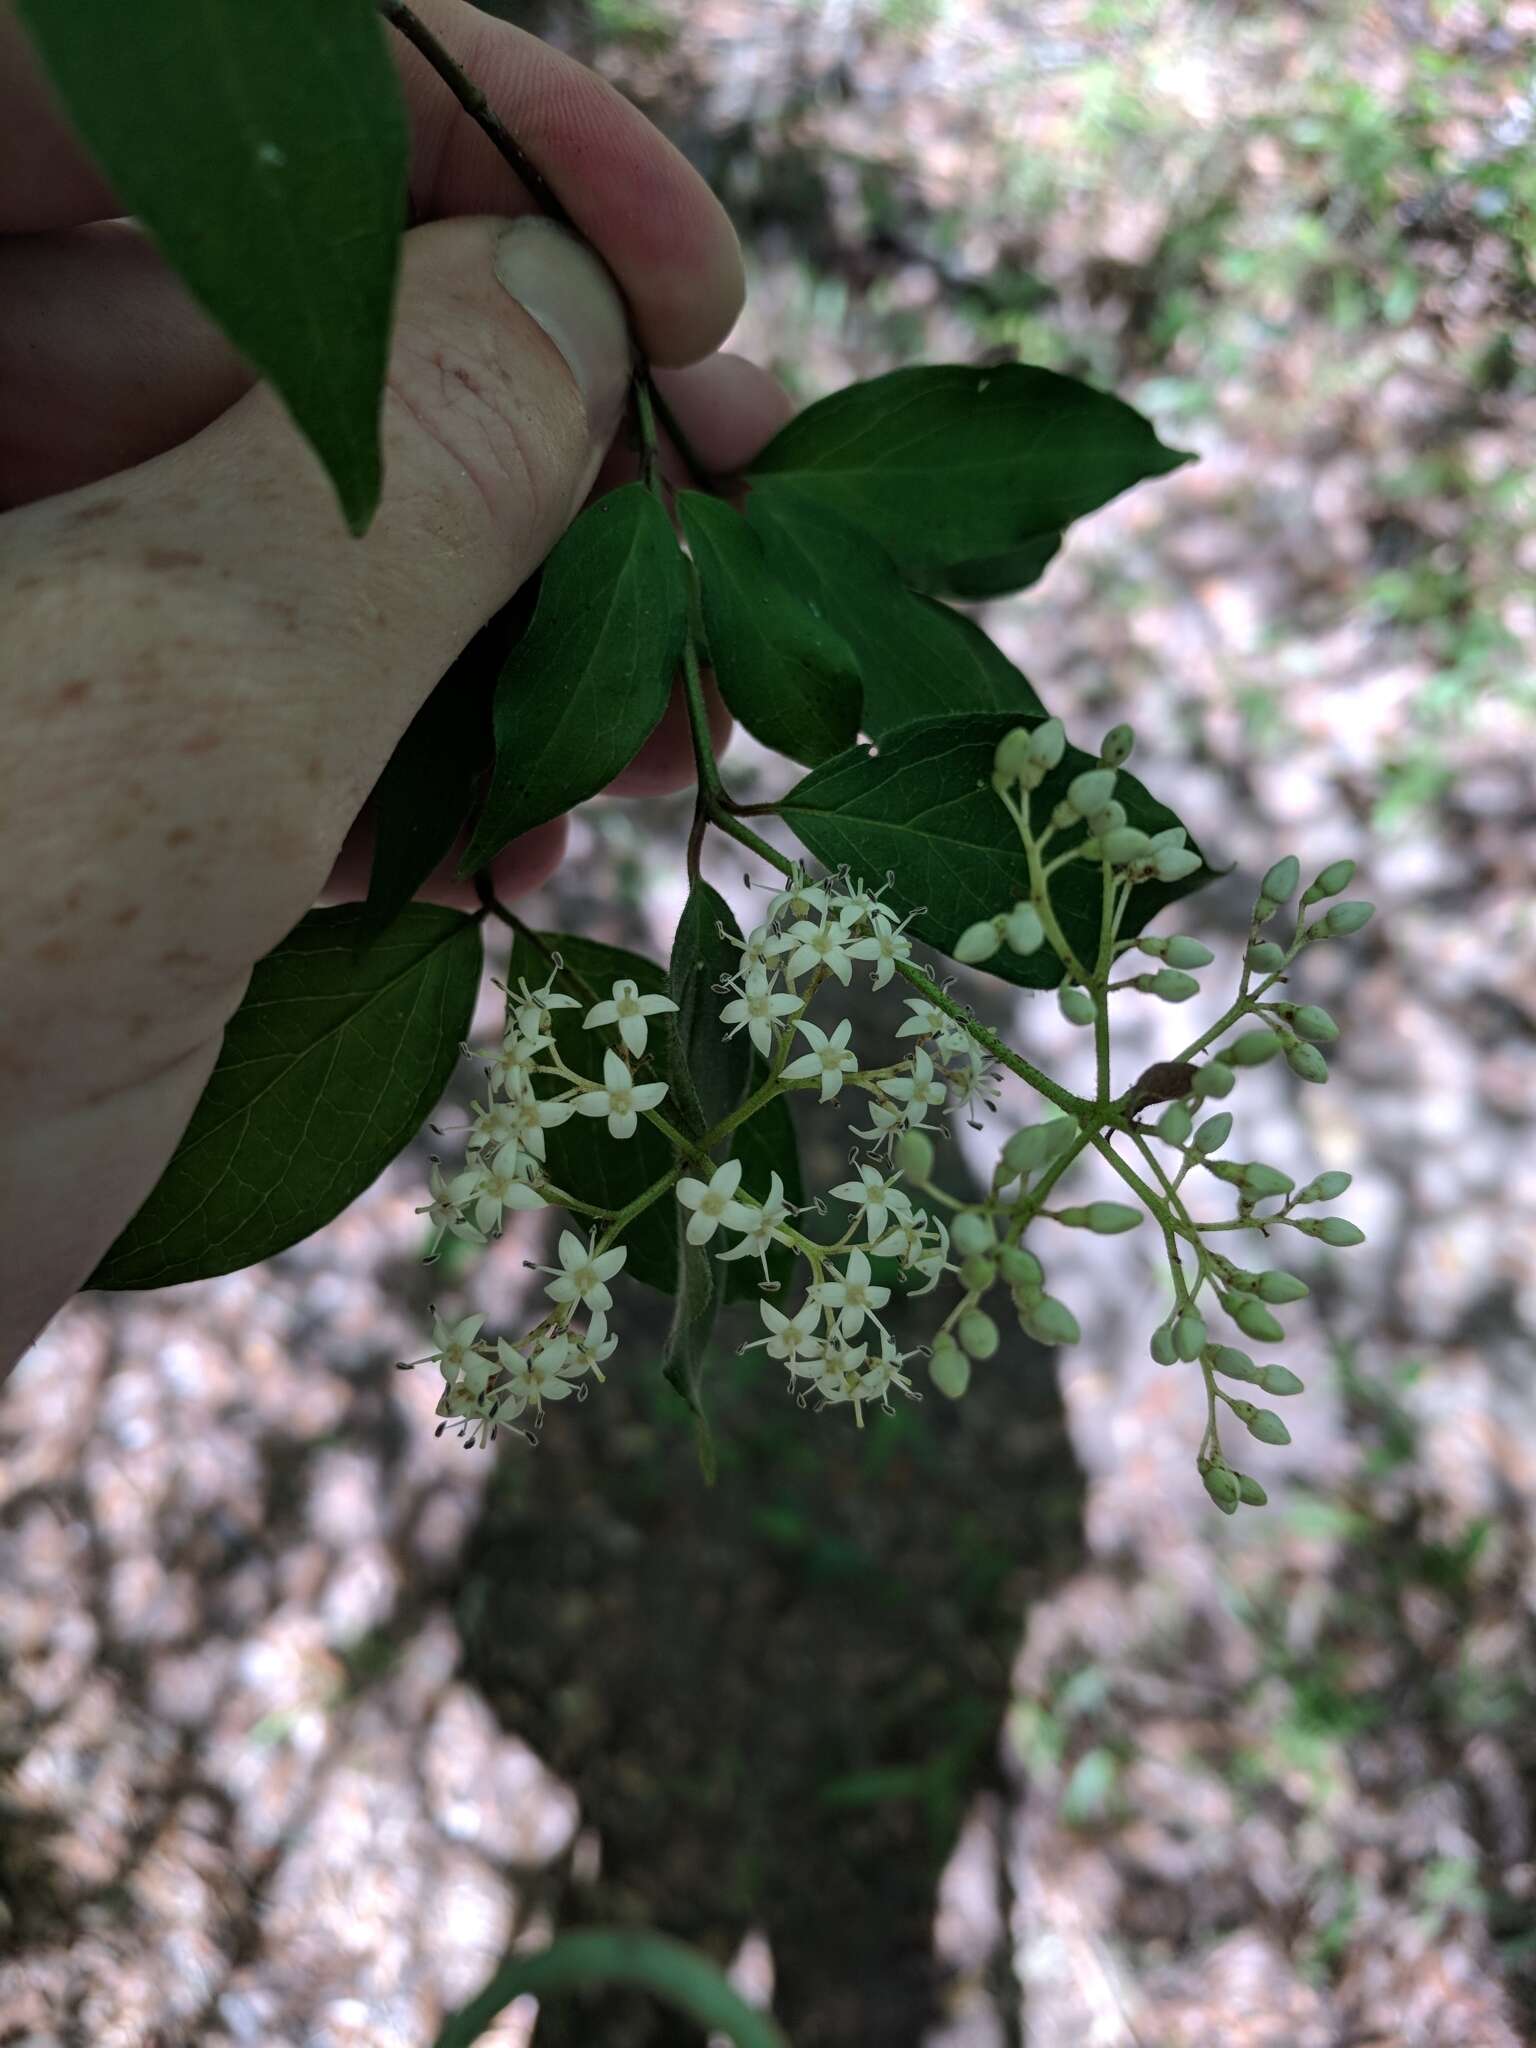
{"left": 1224, "top": 1029, "right": 1283, "bottom": 1066}
{"left": 1193, "top": 1112, "right": 1233, "bottom": 1154}
{"left": 1101, "top": 826, "right": 1153, "bottom": 867}
{"left": 1027, "top": 717, "right": 1066, "bottom": 770}
{"left": 1158, "top": 1102, "right": 1193, "bottom": 1145}
{"left": 958, "top": 1309, "right": 1000, "bottom": 1360}
{"left": 1303, "top": 858, "right": 1355, "bottom": 904}
{"left": 1246, "top": 1407, "right": 1292, "bottom": 1447}
{"left": 1067, "top": 767, "right": 1117, "bottom": 817}
{"left": 895, "top": 1130, "right": 935, "bottom": 1179}
{"left": 1207, "top": 1345, "right": 1259, "bottom": 1383}
{"left": 1001, "top": 1120, "right": 1075, "bottom": 1177}
{"left": 1024, "top": 1295, "right": 1081, "bottom": 1346}
{"left": 1192, "top": 1061, "right": 1235, "bottom": 1099}
{"left": 1253, "top": 1269, "right": 1309, "bottom": 1304}
{"left": 1149, "top": 1321, "right": 1177, "bottom": 1366}
{"left": 1202, "top": 1463, "right": 1241, "bottom": 1510}
{"left": 1137, "top": 968, "right": 1200, "bottom": 1003}
{"left": 1173, "top": 1309, "right": 1207, "bottom": 1362}
{"left": 951, "top": 1210, "right": 997, "bottom": 1257}
{"left": 1294, "top": 1215, "right": 1366, "bottom": 1247}
{"left": 930, "top": 1337, "right": 971, "bottom": 1400}
{"left": 1323, "top": 900, "right": 1375, "bottom": 937}
{"left": 1261, "top": 855, "right": 1300, "bottom": 903}
{"left": 1083, "top": 1202, "right": 1142, "bottom": 1234}
{"left": 1154, "top": 846, "right": 1204, "bottom": 883}
{"left": 1286, "top": 1042, "right": 1329, "bottom": 1084}
{"left": 998, "top": 1245, "right": 1043, "bottom": 1291}
{"left": 1230, "top": 1295, "right": 1285, "bottom": 1344}
{"left": 1252, "top": 894, "right": 1281, "bottom": 926}
{"left": 1258, "top": 1363, "right": 1304, "bottom": 1397}
{"left": 1290, "top": 1005, "right": 1336, "bottom": 1044}
{"left": 1100, "top": 722, "right": 1135, "bottom": 767}
{"left": 1296, "top": 1169, "right": 1352, "bottom": 1203}
{"left": 992, "top": 726, "right": 1035, "bottom": 786}
{"left": 955, "top": 918, "right": 1003, "bottom": 965}
{"left": 1162, "top": 935, "right": 1215, "bottom": 969}
{"left": 960, "top": 1252, "right": 998, "bottom": 1293}
{"left": 1236, "top": 1471, "right": 1269, "bottom": 1507}
{"left": 1087, "top": 801, "right": 1127, "bottom": 839}
{"left": 1246, "top": 940, "right": 1286, "bottom": 973}
{"left": 1005, "top": 903, "right": 1045, "bottom": 955}
{"left": 1059, "top": 986, "right": 1096, "bottom": 1027}
{"left": 1241, "top": 1162, "right": 1294, "bottom": 1200}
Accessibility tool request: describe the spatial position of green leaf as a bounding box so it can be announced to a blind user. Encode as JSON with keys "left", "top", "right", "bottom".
{"left": 923, "top": 531, "right": 1062, "bottom": 602}
{"left": 90, "top": 905, "right": 482, "bottom": 1289}
{"left": 528, "top": 932, "right": 680, "bottom": 1294}
{"left": 432, "top": 1928, "right": 791, "bottom": 2048}
{"left": 746, "top": 362, "right": 1192, "bottom": 590}
{"left": 461, "top": 486, "right": 689, "bottom": 871}
{"left": 360, "top": 588, "right": 537, "bottom": 941}
{"left": 662, "top": 1229, "right": 720, "bottom": 1482}
{"left": 677, "top": 491, "right": 861, "bottom": 765}
{"left": 745, "top": 484, "right": 1044, "bottom": 738}
{"left": 779, "top": 714, "right": 1211, "bottom": 989}
{"left": 17, "top": 0, "right": 408, "bottom": 534}
{"left": 667, "top": 882, "right": 752, "bottom": 1137}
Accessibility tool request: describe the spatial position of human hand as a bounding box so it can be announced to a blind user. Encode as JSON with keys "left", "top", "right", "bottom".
{"left": 0, "top": 0, "right": 789, "bottom": 1367}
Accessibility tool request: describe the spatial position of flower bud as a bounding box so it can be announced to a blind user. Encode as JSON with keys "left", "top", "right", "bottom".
{"left": 1224, "top": 1029, "right": 1283, "bottom": 1066}
{"left": 1101, "top": 826, "right": 1154, "bottom": 867}
{"left": 1154, "top": 846, "right": 1204, "bottom": 883}
{"left": 1059, "top": 987, "right": 1096, "bottom": 1027}
{"left": 1173, "top": 1309, "right": 1207, "bottom": 1361}
{"left": 1137, "top": 968, "right": 1200, "bottom": 1002}
{"left": 1162, "top": 936, "right": 1214, "bottom": 968}
{"left": 1293, "top": 1215, "right": 1365, "bottom": 1246}
{"left": 958, "top": 1309, "right": 1000, "bottom": 1360}
{"left": 1258, "top": 1363, "right": 1304, "bottom": 1396}
{"left": 1001, "top": 1120, "right": 1075, "bottom": 1177}
{"left": 1208, "top": 1344, "right": 1258, "bottom": 1382}
{"left": 1193, "top": 1112, "right": 1232, "bottom": 1154}
{"left": 1086, "top": 801, "right": 1128, "bottom": 840}
{"left": 1323, "top": 900, "right": 1374, "bottom": 937}
{"left": 992, "top": 726, "right": 1035, "bottom": 786}
{"left": 1252, "top": 895, "right": 1281, "bottom": 926}
{"left": 1240, "top": 1162, "right": 1294, "bottom": 1200}
{"left": 1202, "top": 1463, "right": 1241, "bottom": 1510}
{"left": 1261, "top": 855, "right": 1300, "bottom": 902}
{"left": 1005, "top": 903, "right": 1045, "bottom": 955}
{"left": 1245, "top": 1407, "right": 1292, "bottom": 1446}
{"left": 930, "top": 1336, "right": 970, "bottom": 1400}
{"left": 1237, "top": 1471, "right": 1268, "bottom": 1506}
{"left": 1253, "top": 1269, "right": 1308, "bottom": 1304}
{"left": 1023, "top": 1294, "right": 1081, "bottom": 1346}
{"left": 1286, "top": 1042, "right": 1329, "bottom": 1084}
{"left": 1230, "top": 1295, "right": 1285, "bottom": 1343}
{"left": 1291, "top": 1005, "right": 1338, "bottom": 1044}
{"left": 1245, "top": 940, "right": 1285, "bottom": 973}
{"left": 895, "top": 1130, "right": 935, "bottom": 1179}
{"left": 1296, "top": 1169, "right": 1351, "bottom": 1203}
{"left": 1302, "top": 858, "right": 1355, "bottom": 904}
{"left": 1100, "top": 722, "right": 1135, "bottom": 766}
{"left": 1149, "top": 1321, "right": 1177, "bottom": 1366}
{"left": 1027, "top": 717, "right": 1066, "bottom": 770}
{"left": 951, "top": 1210, "right": 997, "bottom": 1257}
{"left": 1066, "top": 767, "right": 1117, "bottom": 818}
{"left": 998, "top": 1245, "right": 1043, "bottom": 1291}
{"left": 1192, "top": 1061, "right": 1235, "bottom": 1099}
{"left": 1058, "top": 1202, "right": 1141, "bottom": 1234}
{"left": 960, "top": 1253, "right": 998, "bottom": 1293}
{"left": 955, "top": 918, "right": 1003, "bottom": 964}
{"left": 1158, "top": 1103, "right": 1193, "bottom": 1145}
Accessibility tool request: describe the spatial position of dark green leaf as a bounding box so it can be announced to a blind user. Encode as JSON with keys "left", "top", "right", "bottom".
{"left": 90, "top": 905, "right": 482, "bottom": 1289}
{"left": 745, "top": 484, "right": 1044, "bottom": 739}
{"left": 746, "top": 362, "right": 1192, "bottom": 589}
{"left": 17, "top": 0, "right": 407, "bottom": 534}
{"left": 461, "top": 487, "right": 689, "bottom": 871}
{"left": 678, "top": 491, "right": 862, "bottom": 765}
{"left": 780, "top": 714, "right": 1212, "bottom": 989}
{"left": 527, "top": 932, "right": 680, "bottom": 1294}
{"left": 667, "top": 882, "right": 752, "bottom": 1137}
{"left": 923, "top": 531, "right": 1063, "bottom": 601}
{"left": 662, "top": 1228, "right": 719, "bottom": 1481}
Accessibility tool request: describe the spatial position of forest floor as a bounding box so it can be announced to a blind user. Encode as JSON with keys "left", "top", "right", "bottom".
{"left": 3, "top": 1, "right": 1535, "bottom": 2044}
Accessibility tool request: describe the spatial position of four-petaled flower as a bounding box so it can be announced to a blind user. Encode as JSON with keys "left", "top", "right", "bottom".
{"left": 496, "top": 1334, "right": 578, "bottom": 1408}
{"left": 810, "top": 1249, "right": 892, "bottom": 1339}
{"left": 505, "top": 974, "right": 580, "bottom": 1042}
{"left": 895, "top": 998, "right": 946, "bottom": 1040}
{"left": 774, "top": 917, "right": 855, "bottom": 986}
{"left": 562, "top": 1312, "right": 618, "bottom": 1381}
{"left": 676, "top": 1157, "right": 750, "bottom": 1245}
{"left": 720, "top": 970, "right": 801, "bottom": 1057}
{"left": 883, "top": 1048, "right": 949, "bottom": 1126}
{"left": 540, "top": 1230, "right": 628, "bottom": 1314}
{"left": 715, "top": 1171, "right": 796, "bottom": 1279}
{"left": 744, "top": 1295, "right": 825, "bottom": 1363}
{"left": 506, "top": 1091, "right": 574, "bottom": 1162}
{"left": 829, "top": 1162, "right": 908, "bottom": 1240}
{"left": 468, "top": 1146, "right": 547, "bottom": 1235}
{"left": 781, "top": 1017, "right": 858, "bottom": 1102}
{"left": 583, "top": 977, "right": 679, "bottom": 1058}
{"left": 572, "top": 1047, "right": 670, "bottom": 1140}
{"left": 416, "top": 1162, "right": 487, "bottom": 1259}
{"left": 845, "top": 912, "right": 913, "bottom": 989}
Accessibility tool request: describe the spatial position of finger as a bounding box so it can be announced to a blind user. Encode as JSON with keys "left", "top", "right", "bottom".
{"left": 0, "top": 0, "right": 743, "bottom": 366}
{"left": 605, "top": 675, "right": 733, "bottom": 799}
{"left": 322, "top": 812, "right": 570, "bottom": 910}
{"left": 584, "top": 351, "right": 796, "bottom": 506}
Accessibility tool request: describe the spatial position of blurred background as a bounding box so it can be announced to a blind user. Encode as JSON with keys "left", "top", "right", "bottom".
{"left": 3, "top": 1, "right": 1534, "bottom": 2042}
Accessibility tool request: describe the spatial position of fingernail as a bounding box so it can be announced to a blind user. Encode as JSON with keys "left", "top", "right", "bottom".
{"left": 493, "top": 217, "right": 630, "bottom": 446}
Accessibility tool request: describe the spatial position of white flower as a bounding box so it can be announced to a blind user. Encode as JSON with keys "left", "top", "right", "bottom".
{"left": 496, "top": 1334, "right": 577, "bottom": 1409}
{"left": 844, "top": 912, "right": 913, "bottom": 989}
{"left": 406, "top": 1311, "right": 488, "bottom": 1378}
{"left": 505, "top": 973, "right": 580, "bottom": 1042}
{"left": 773, "top": 917, "right": 855, "bottom": 986}
{"left": 781, "top": 1017, "right": 858, "bottom": 1102}
{"left": 415, "top": 1162, "right": 487, "bottom": 1259}
{"left": 582, "top": 977, "right": 679, "bottom": 1058}
{"left": 714, "top": 1171, "right": 796, "bottom": 1281}
{"left": 506, "top": 1090, "right": 575, "bottom": 1163}
{"left": 743, "top": 1294, "right": 824, "bottom": 1363}
{"left": 468, "top": 1145, "right": 548, "bottom": 1235}
{"left": 858, "top": 1352, "right": 916, "bottom": 1408}
{"left": 470, "top": 1026, "right": 548, "bottom": 1099}
{"left": 737, "top": 923, "right": 778, "bottom": 977}
{"left": 764, "top": 871, "right": 831, "bottom": 924}
{"left": 870, "top": 1215, "right": 927, "bottom": 1266}
{"left": 835, "top": 876, "right": 893, "bottom": 928}
{"left": 719, "top": 970, "right": 801, "bottom": 1058}
{"left": 896, "top": 998, "right": 946, "bottom": 1040}
{"left": 829, "top": 1161, "right": 908, "bottom": 1240}
{"left": 910, "top": 1215, "right": 950, "bottom": 1294}
{"left": 467, "top": 1096, "right": 524, "bottom": 1153}
{"left": 539, "top": 1229, "right": 628, "bottom": 1314}
{"left": 883, "top": 1048, "right": 949, "bottom": 1127}
{"left": 571, "top": 1046, "right": 670, "bottom": 1140}
{"left": 810, "top": 1249, "right": 891, "bottom": 1339}
{"left": 849, "top": 1098, "right": 907, "bottom": 1149}
{"left": 435, "top": 1378, "right": 505, "bottom": 1449}
{"left": 675, "top": 1157, "right": 749, "bottom": 1245}
{"left": 561, "top": 1312, "right": 618, "bottom": 1382}
{"left": 870, "top": 1210, "right": 948, "bottom": 1293}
